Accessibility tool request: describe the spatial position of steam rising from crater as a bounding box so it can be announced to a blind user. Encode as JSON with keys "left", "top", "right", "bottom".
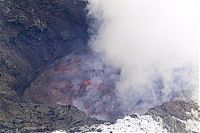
{"left": 87, "top": 0, "right": 199, "bottom": 113}
{"left": 25, "top": 0, "right": 199, "bottom": 121}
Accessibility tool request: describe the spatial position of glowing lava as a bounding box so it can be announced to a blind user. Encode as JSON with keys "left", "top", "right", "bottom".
{"left": 25, "top": 50, "right": 124, "bottom": 120}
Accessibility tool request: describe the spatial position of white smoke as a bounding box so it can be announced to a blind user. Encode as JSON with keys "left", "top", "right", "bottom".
{"left": 87, "top": 0, "right": 199, "bottom": 114}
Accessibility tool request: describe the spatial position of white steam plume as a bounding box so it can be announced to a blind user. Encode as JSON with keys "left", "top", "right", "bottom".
{"left": 88, "top": 0, "right": 199, "bottom": 114}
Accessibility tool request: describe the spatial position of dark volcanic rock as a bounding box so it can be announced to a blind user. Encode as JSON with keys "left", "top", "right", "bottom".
{"left": 146, "top": 100, "right": 200, "bottom": 133}
{"left": 146, "top": 100, "right": 199, "bottom": 120}
{"left": 0, "top": 95, "right": 103, "bottom": 133}
{"left": 0, "top": 0, "right": 89, "bottom": 95}
{"left": 0, "top": 0, "right": 105, "bottom": 132}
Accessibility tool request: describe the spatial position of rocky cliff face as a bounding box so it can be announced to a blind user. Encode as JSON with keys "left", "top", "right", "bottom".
{"left": 0, "top": 0, "right": 89, "bottom": 95}
{"left": 0, "top": 0, "right": 104, "bottom": 132}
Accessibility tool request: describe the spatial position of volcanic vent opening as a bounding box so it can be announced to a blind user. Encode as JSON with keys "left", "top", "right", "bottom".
{"left": 24, "top": 50, "right": 125, "bottom": 121}
{"left": 24, "top": 0, "right": 199, "bottom": 121}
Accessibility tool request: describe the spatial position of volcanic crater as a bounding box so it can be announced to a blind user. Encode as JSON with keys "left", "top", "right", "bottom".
{"left": 24, "top": 50, "right": 124, "bottom": 120}
{"left": 0, "top": 0, "right": 199, "bottom": 132}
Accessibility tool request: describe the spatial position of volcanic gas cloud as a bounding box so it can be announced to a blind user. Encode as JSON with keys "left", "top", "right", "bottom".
{"left": 87, "top": 0, "right": 199, "bottom": 114}
{"left": 25, "top": 0, "right": 199, "bottom": 121}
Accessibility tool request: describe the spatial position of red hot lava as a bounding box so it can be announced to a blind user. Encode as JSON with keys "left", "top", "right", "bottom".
{"left": 25, "top": 50, "right": 124, "bottom": 120}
